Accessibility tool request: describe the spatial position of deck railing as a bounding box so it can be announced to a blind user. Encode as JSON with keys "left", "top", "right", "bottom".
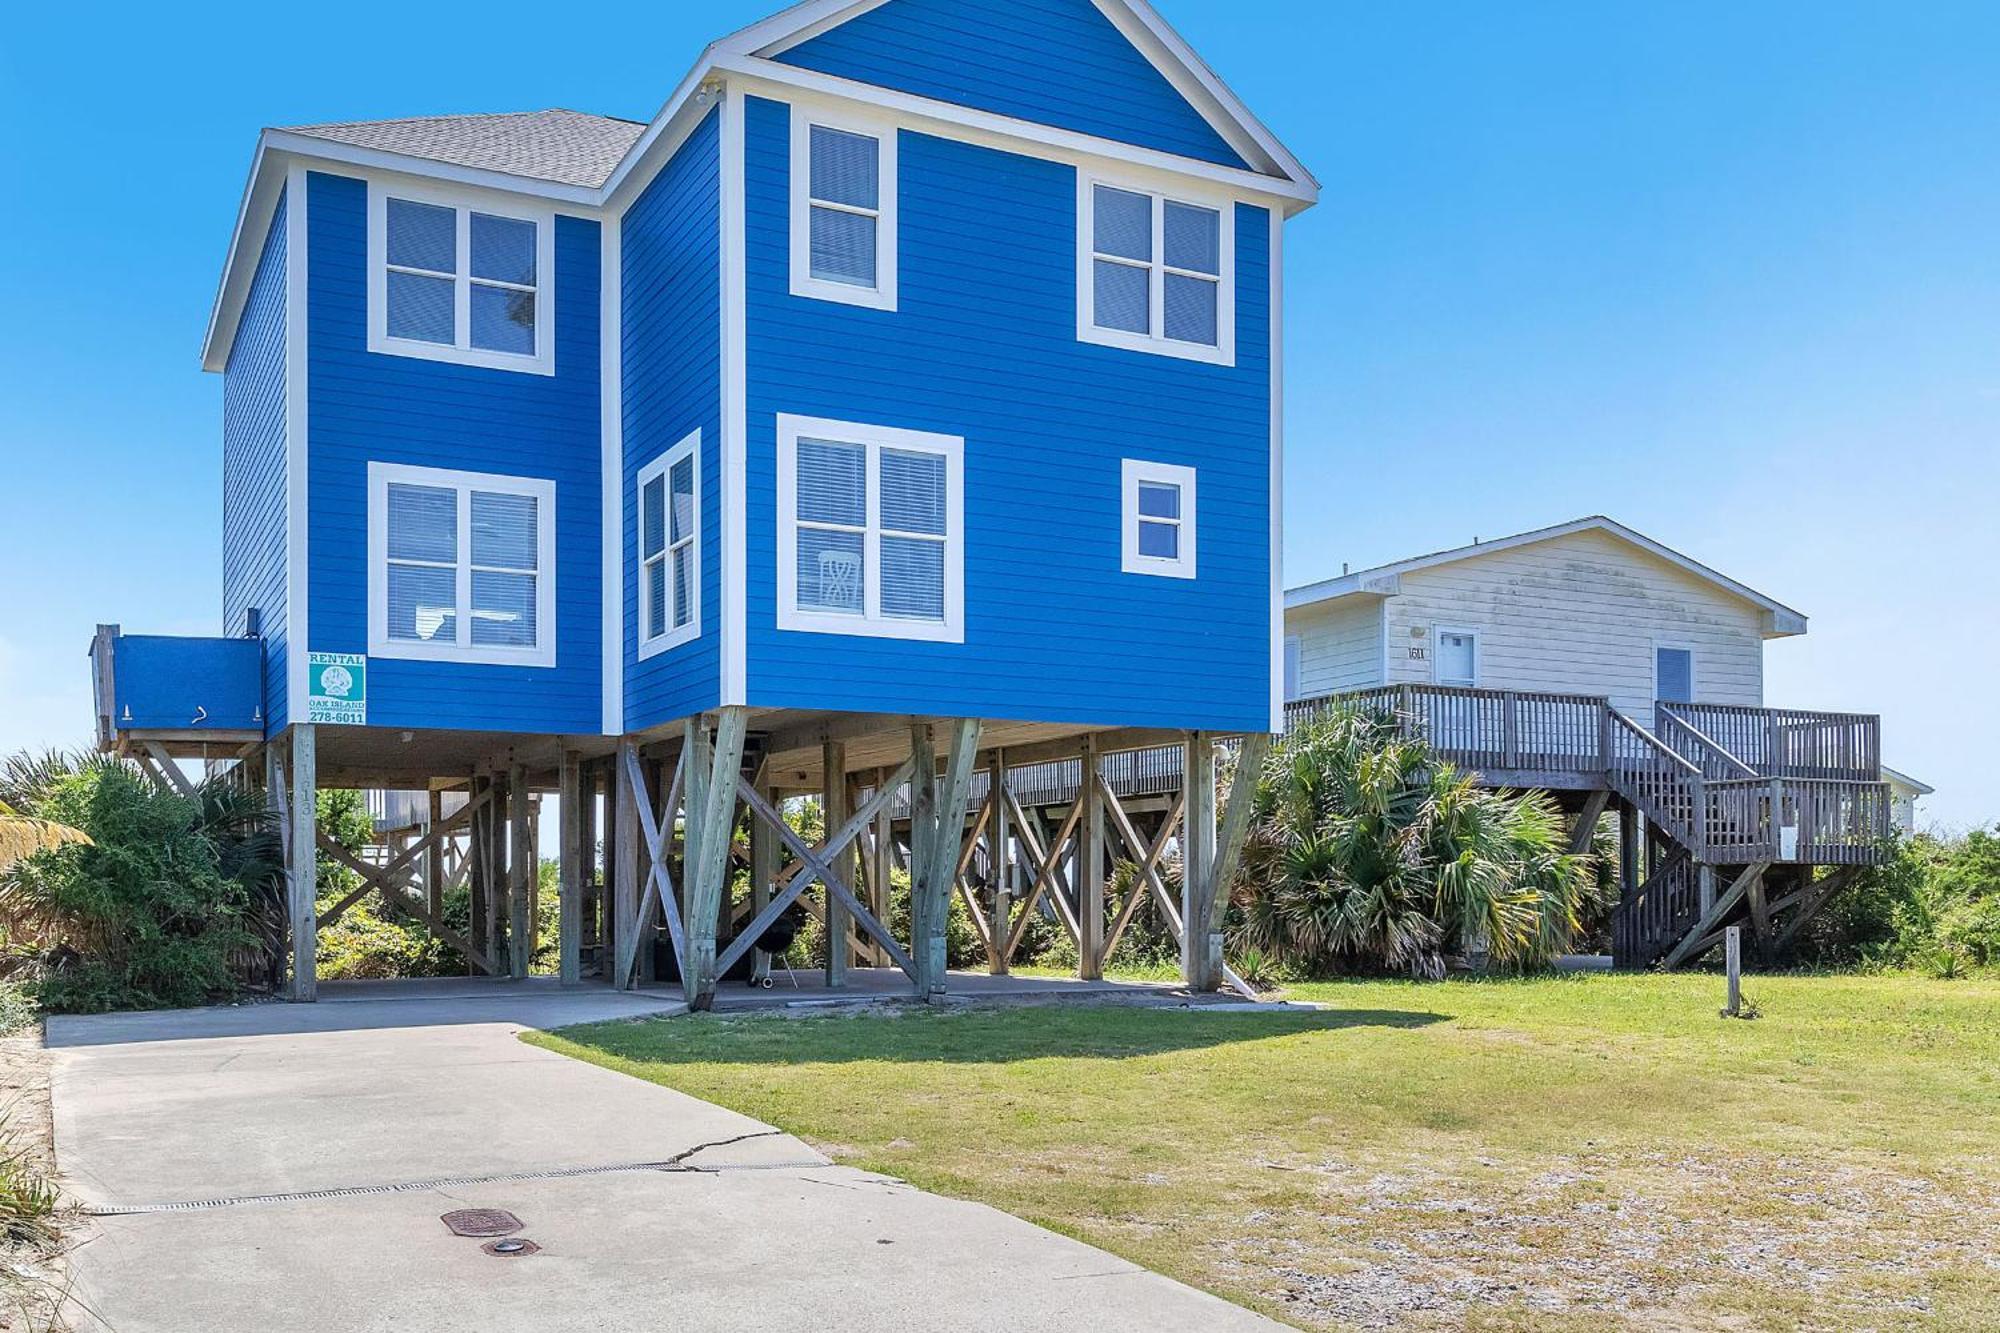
{"left": 1656, "top": 702, "right": 1880, "bottom": 782}
{"left": 1604, "top": 712, "right": 1704, "bottom": 848}
{"left": 1292, "top": 684, "right": 1610, "bottom": 776}
{"left": 1701, "top": 777, "right": 1890, "bottom": 865}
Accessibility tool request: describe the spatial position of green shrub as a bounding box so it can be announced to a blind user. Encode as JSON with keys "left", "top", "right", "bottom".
{"left": 1232, "top": 703, "right": 1601, "bottom": 979}
{"left": 2, "top": 765, "right": 278, "bottom": 1013}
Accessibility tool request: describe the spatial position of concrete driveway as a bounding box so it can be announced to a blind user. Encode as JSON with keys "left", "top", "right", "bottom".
{"left": 49, "top": 980, "right": 1282, "bottom": 1332}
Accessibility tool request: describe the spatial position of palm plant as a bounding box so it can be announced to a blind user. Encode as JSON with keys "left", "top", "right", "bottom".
{"left": 1232, "top": 703, "right": 1598, "bottom": 978}
{"left": 0, "top": 750, "right": 95, "bottom": 872}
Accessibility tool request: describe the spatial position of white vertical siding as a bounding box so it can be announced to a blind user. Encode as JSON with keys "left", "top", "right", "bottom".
{"left": 1376, "top": 529, "right": 1766, "bottom": 718}
{"left": 1285, "top": 597, "right": 1384, "bottom": 697}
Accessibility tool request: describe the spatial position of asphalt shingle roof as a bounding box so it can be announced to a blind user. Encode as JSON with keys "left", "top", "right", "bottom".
{"left": 279, "top": 109, "right": 646, "bottom": 189}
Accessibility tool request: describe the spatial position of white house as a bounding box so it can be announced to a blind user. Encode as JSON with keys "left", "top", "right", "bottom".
{"left": 1880, "top": 767, "right": 1934, "bottom": 835}
{"left": 1282, "top": 515, "right": 1931, "bottom": 820}
{"left": 1283, "top": 516, "right": 1807, "bottom": 721}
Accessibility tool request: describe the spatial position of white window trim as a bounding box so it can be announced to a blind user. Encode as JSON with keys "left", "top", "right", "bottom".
{"left": 1433, "top": 624, "right": 1480, "bottom": 688}
{"left": 1654, "top": 640, "right": 1697, "bottom": 704}
{"left": 776, "top": 414, "right": 963, "bottom": 643}
{"left": 1077, "top": 172, "right": 1235, "bottom": 367}
{"left": 366, "top": 180, "right": 557, "bottom": 376}
{"left": 1121, "top": 459, "right": 1197, "bottom": 579}
{"left": 636, "top": 431, "right": 702, "bottom": 660}
{"left": 789, "top": 105, "right": 899, "bottom": 312}
{"left": 367, "top": 461, "right": 558, "bottom": 668}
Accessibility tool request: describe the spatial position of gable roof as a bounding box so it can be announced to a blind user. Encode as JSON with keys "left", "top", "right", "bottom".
{"left": 1285, "top": 516, "right": 1811, "bottom": 638}
{"left": 279, "top": 110, "right": 645, "bottom": 190}
{"left": 1880, "top": 766, "right": 1935, "bottom": 797}
{"left": 202, "top": 0, "right": 1315, "bottom": 371}
{"left": 708, "top": 0, "right": 1314, "bottom": 190}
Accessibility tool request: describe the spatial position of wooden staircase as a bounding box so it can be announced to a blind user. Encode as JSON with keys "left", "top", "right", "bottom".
{"left": 1603, "top": 704, "right": 1889, "bottom": 969}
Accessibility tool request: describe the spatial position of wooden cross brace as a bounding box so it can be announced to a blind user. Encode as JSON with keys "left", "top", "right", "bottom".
{"left": 1000, "top": 784, "right": 1086, "bottom": 959}
{"left": 1100, "top": 778, "right": 1187, "bottom": 959}
{"left": 723, "top": 763, "right": 918, "bottom": 982}
{"left": 616, "top": 744, "right": 688, "bottom": 991}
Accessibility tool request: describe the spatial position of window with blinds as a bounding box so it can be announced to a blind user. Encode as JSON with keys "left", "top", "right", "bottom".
{"left": 638, "top": 432, "right": 701, "bottom": 656}
{"left": 368, "top": 462, "right": 556, "bottom": 667}
{"left": 1121, "top": 459, "right": 1197, "bottom": 579}
{"left": 791, "top": 113, "right": 898, "bottom": 310}
{"left": 369, "top": 187, "right": 553, "bottom": 374}
{"left": 1079, "top": 177, "right": 1234, "bottom": 366}
{"left": 777, "top": 415, "right": 963, "bottom": 643}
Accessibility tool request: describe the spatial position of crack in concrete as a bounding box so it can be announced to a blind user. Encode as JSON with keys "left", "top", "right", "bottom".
{"left": 79, "top": 1132, "right": 820, "bottom": 1216}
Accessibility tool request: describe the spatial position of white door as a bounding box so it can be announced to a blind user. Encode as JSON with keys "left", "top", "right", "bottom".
{"left": 1436, "top": 630, "right": 1477, "bottom": 687}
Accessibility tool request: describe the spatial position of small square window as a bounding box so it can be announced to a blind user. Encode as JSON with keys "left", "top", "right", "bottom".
{"left": 1121, "top": 460, "right": 1197, "bottom": 579}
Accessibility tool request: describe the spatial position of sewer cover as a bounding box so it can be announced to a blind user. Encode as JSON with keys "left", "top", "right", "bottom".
{"left": 483, "top": 1238, "right": 540, "bottom": 1258}
{"left": 441, "top": 1209, "right": 523, "bottom": 1238}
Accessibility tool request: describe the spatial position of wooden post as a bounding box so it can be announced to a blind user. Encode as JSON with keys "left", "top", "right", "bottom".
{"left": 558, "top": 751, "right": 583, "bottom": 986}
{"left": 1077, "top": 735, "right": 1106, "bottom": 981}
{"left": 871, "top": 768, "right": 893, "bottom": 967}
{"left": 914, "top": 720, "right": 980, "bottom": 998}
{"left": 1181, "top": 732, "right": 1219, "bottom": 991}
{"left": 988, "top": 750, "right": 1011, "bottom": 976}
{"left": 286, "top": 726, "right": 318, "bottom": 1002}
{"left": 749, "top": 777, "right": 778, "bottom": 986}
{"left": 823, "top": 739, "right": 851, "bottom": 989}
{"left": 612, "top": 739, "right": 640, "bottom": 991}
{"left": 487, "top": 772, "right": 510, "bottom": 968}
{"left": 425, "top": 791, "right": 445, "bottom": 921}
{"left": 1723, "top": 925, "right": 1742, "bottom": 1017}
{"left": 581, "top": 761, "right": 602, "bottom": 975}
{"left": 682, "top": 709, "right": 748, "bottom": 1009}
{"left": 508, "top": 765, "right": 532, "bottom": 980}
{"left": 907, "top": 724, "right": 937, "bottom": 994}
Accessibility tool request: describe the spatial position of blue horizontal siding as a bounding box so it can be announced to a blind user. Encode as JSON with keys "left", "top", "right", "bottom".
{"left": 113, "top": 637, "right": 265, "bottom": 734}
{"left": 743, "top": 97, "right": 1272, "bottom": 732}
{"left": 775, "top": 0, "right": 1248, "bottom": 170}
{"left": 221, "top": 188, "right": 289, "bottom": 735}
{"left": 305, "top": 170, "right": 603, "bottom": 736}
{"left": 623, "top": 107, "right": 722, "bottom": 730}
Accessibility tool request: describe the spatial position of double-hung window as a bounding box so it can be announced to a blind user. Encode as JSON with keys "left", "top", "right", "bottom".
{"left": 368, "top": 186, "right": 555, "bottom": 374}
{"left": 1121, "top": 459, "right": 1197, "bottom": 579}
{"left": 367, "top": 462, "right": 557, "bottom": 667}
{"left": 791, "top": 113, "right": 898, "bottom": 310}
{"left": 637, "top": 433, "right": 700, "bottom": 656}
{"left": 777, "top": 415, "right": 962, "bottom": 642}
{"left": 1079, "top": 178, "right": 1234, "bottom": 365}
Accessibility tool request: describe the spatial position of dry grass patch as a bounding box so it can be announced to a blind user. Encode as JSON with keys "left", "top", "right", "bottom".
{"left": 530, "top": 974, "right": 2000, "bottom": 1331}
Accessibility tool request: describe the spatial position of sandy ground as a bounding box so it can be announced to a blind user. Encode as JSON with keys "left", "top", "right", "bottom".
{"left": 0, "top": 1028, "right": 68, "bottom": 1331}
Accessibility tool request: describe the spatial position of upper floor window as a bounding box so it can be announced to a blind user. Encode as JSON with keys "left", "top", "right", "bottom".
{"left": 777, "top": 415, "right": 962, "bottom": 642}
{"left": 637, "top": 433, "right": 700, "bottom": 657}
{"left": 791, "top": 113, "right": 898, "bottom": 311}
{"left": 367, "top": 186, "right": 555, "bottom": 375}
{"left": 1121, "top": 459, "right": 1197, "bottom": 579}
{"left": 1078, "top": 178, "right": 1234, "bottom": 366}
{"left": 367, "top": 462, "right": 556, "bottom": 667}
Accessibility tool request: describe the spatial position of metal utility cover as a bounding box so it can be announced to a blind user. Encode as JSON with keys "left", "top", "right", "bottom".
{"left": 441, "top": 1208, "right": 524, "bottom": 1238}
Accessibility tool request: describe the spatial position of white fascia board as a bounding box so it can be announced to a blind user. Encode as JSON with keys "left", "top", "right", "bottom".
{"left": 202, "top": 137, "right": 283, "bottom": 373}
{"left": 1093, "top": 0, "right": 1317, "bottom": 190}
{"left": 714, "top": 54, "right": 1317, "bottom": 211}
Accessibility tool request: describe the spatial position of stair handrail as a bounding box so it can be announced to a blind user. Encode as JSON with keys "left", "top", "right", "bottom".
{"left": 1604, "top": 709, "right": 1706, "bottom": 851}
{"left": 1655, "top": 709, "right": 1758, "bottom": 781}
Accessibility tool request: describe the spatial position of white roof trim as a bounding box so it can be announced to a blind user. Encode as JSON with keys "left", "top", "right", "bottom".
{"left": 720, "top": 0, "right": 1315, "bottom": 190}
{"left": 1880, "top": 765, "right": 1934, "bottom": 796}
{"left": 205, "top": 0, "right": 1317, "bottom": 371}
{"left": 1286, "top": 516, "right": 1811, "bottom": 637}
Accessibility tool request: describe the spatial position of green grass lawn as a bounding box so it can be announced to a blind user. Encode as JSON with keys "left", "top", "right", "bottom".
{"left": 528, "top": 973, "right": 2000, "bottom": 1331}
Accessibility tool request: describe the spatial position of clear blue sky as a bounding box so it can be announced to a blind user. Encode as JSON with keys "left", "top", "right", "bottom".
{"left": 2, "top": 1, "right": 1994, "bottom": 827}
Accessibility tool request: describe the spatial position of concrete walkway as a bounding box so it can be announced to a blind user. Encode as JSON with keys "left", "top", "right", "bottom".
{"left": 49, "top": 981, "right": 1281, "bottom": 1331}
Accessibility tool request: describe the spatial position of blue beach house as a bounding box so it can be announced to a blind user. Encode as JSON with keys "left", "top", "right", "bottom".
{"left": 90, "top": 0, "right": 1317, "bottom": 1005}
